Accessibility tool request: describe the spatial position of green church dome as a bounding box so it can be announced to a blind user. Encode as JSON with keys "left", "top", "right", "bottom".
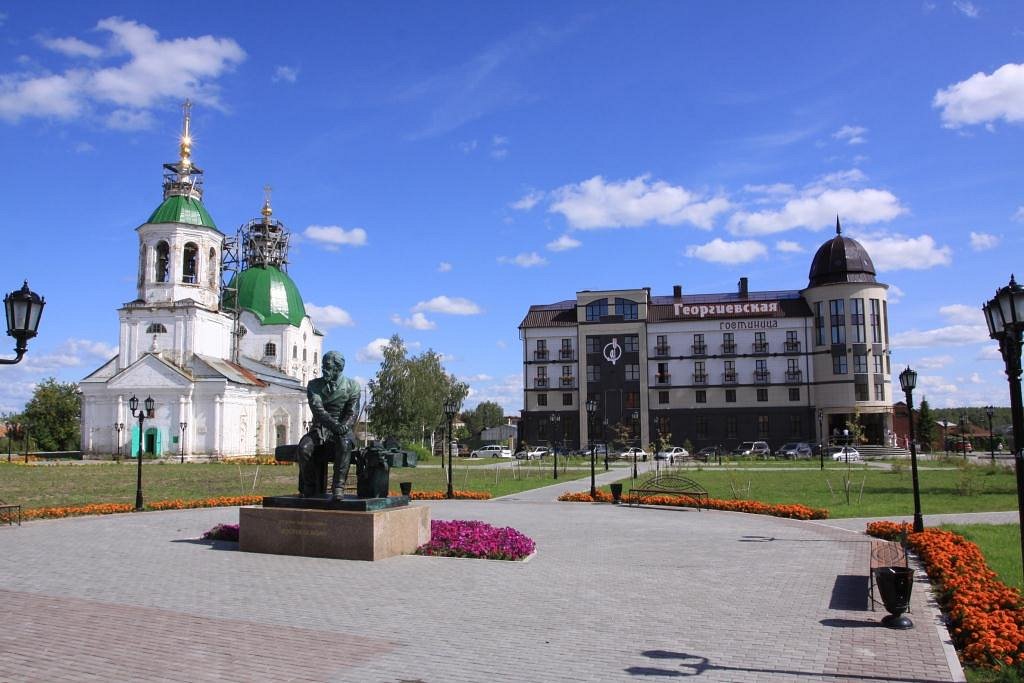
{"left": 224, "top": 266, "right": 307, "bottom": 327}
{"left": 147, "top": 195, "right": 218, "bottom": 230}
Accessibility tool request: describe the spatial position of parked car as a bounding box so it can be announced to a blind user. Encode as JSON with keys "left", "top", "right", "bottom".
{"left": 777, "top": 442, "right": 813, "bottom": 459}
{"left": 618, "top": 447, "right": 648, "bottom": 461}
{"left": 732, "top": 441, "right": 771, "bottom": 458}
{"left": 828, "top": 446, "right": 862, "bottom": 462}
{"left": 655, "top": 446, "right": 690, "bottom": 461}
{"left": 515, "top": 447, "right": 548, "bottom": 460}
{"left": 470, "top": 444, "right": 512, "bottom": 458}
{"left": 695, "top": 446, "right": 722, "bottom": 462}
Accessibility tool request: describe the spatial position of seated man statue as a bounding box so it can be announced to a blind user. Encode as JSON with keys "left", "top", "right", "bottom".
{"left": 297, "top": 351, "right": 361, "bottom": 499}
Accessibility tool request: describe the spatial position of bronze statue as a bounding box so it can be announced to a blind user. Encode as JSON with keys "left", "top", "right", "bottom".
{"left": 297, "top": 351, "right": 361, "bottom": 499}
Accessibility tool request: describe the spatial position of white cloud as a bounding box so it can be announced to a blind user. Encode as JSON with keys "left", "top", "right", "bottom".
{"left": 496, "top": 339, "right": 507, "bottom": 349}
{"left": 977, "top": 345, "right": 1002, "bottom": 361}
{"left": 934, "top": 63, "right": 1024, "bottom": 128}
{"left": 458, "top": 140, "right": 478, "bottom": 153}
{"left": 969, "top": 231, "right": 999, "bottom": 251}
{"left": 852, "top": 232, "right": 952, "bottom": 271}
{"left": 356, "top": 338, "right": 391, "bottom": 362}
{"left": 303, "top": 225, "right": 368, "bottom": 249}
{"left": 685, "top": 238, "right": 767, "bottom": 264}
{"left": 461, "top": 373, "right": 493, "bottom": 382}
{"left": 390, "top": 312, "right": 436, "bottom": 330}
{"left": 463, "top": 374, "right": 523, "bottom": 413}
{"left": 1013, "top": 206, "right": 1024, "bottom": 222}
{"left": 490, "top": 134, "right": 508, "bottom": 159}
{"left": 917, "top": 374, "right": 959, "bottom": 396}
{"left": 17, "top": 337, "right": 117, "bottom": 375}
{"left": 510, "top": 190, "right": 543, "bottom": 211}
{"left": 546, "top": 235, "right": 581, "bottom": 252}
{"left": 833, "top": 125, "right": 867, "bottom": 145}
{"left": 73, "top": 141, "right": 95, "bottom": 153}
{"left": 413, "top": 296, "right": 482, "bottom": 315}
{"left": 39, "top": 36, "right": 103, "bottom": 59}
{"left": 499, "top": 252, "right": 547, "bottom": 268}
{"left": 953, "top": 1, "right": 979, "bottom": 18}
{"left": 775, "top": 240, "right": 803, "bottom": 253}
{"left": 892, "top": 324, "right": 989, "bottom": 347}
{"left": 0, "top": 18, "right": 245, "bottom": 125}
{"left": 437, "top": 261, "right": 453, "bottom": 272}
{"left": 548, "top": 174, "right": 730, "bottom": 230}
{"left": 940, "top": 304, "right": 982, "bottom": 325}
{"left": 272, "top": 66, "right": 298, "bottom": 83}
{"left": 743, "top": 182, "right": 795, "bottom": 197}
{"left": 729, "top": 187, "right": 904, "bottom": 236}
{"left": 915, "top": 355, "right": 954, "bottom": 369}
{"left": 305, "top": 303, "right": 354, "bottom": 329}
{"left": 106, "top": 108, "right": 153, "bottom": 130}
{"left": 888, "top": 284, "right": 905, "bottom": 303}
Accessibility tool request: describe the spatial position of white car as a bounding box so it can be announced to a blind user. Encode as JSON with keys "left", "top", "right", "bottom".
{"left": 829, "top": 446, "right": 862, "bottom": 462}
{"left": 515, "top": 447, "right": 548, "bottom": 460}
{"left": 471, "top": 444, "right": 512, "bottom": 458}
{"left": 655, "top": 446, "right": 689, "bottom": 461}
{"left": 619, "top": 447, "right": 648, "bottom": 461}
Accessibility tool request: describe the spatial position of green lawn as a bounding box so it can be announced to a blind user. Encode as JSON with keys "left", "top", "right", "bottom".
{"left": 940, "top": 523, "right": 1024, "bottom": 592}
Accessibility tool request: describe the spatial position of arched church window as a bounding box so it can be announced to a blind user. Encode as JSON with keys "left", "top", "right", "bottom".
{"left": 313, "top": 351, "right": 318, "bottom": 366}
{"left": 155, "top": 242, "right": 170, "bottom": 283}
{"left": 208, "top": 248, "right": 218, "bottom": 288}
{"left": 292, "top": 345, "right": 297, "bottom": 359}
{"left": 264, "top": 342, "right": 276, "bottom": 358}
{"left": 145, "top": 323, "right": 167, "bottom": 334}
{"left": 303, "top": 348, "right": 307, "bottom": 361}
{"left": 182, "top": 242, "right": 199, "bottom": 284}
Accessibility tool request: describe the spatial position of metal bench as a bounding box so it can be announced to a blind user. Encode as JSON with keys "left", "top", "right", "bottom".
{"left": 0, "top": 499, "right": 21, "bottom": 526}
{"left": 627, "top": 474, "right": 708, "bottom": 510}
{"left": 869, "top": 538, "right": 909, "bottom": 611}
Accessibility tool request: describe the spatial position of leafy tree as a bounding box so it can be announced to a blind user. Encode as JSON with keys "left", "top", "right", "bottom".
{"left": 22, "top": 378, "right": 80, "bottom": 451}
{"left": 367, "top": 335, "right": 411, "bottom": 442}
{"left": 460, "top": 401, "right": 505, "bottom": 447}
{"left": 916, "top": 397, "right": 935, "bottom": 452}
{"left": 844, "top": 409, "right": 866, "bottom": 445}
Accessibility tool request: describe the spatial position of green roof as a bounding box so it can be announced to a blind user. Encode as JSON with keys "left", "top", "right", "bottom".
{"left": 224, "top": 266, "right": 307, "bottom": 327}
{"left": 147, "top": 195, "right": 218, "bottom": 230}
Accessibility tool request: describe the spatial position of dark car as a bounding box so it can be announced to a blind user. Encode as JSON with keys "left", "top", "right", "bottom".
{"left": 777, "top": 442, "right": 813, "bottom": 459}
{"left": 695, "top": 446, "right": 722, "bottom": 462}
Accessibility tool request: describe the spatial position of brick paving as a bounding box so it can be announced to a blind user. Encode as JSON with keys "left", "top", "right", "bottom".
{"left": 0, "top": 472, "right": 967, "bottom": 682}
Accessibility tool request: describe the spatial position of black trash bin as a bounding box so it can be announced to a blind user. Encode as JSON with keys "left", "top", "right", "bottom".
{"left": 610, "top": 482, "right": 623, "bottom": 504}
{"left": 874, "top": 566, "right": 914, "bottom": 629}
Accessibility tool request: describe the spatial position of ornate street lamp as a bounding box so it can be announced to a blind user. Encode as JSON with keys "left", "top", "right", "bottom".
{"left": 1, "top": 281, "right": 45, "bottom": 365}
{"left": 443, "top": 398, "right": 458, "bottom": 499}
{"left": 959, "top": 412, "right": 968, "bottom": 460}
{"left": 5, "top": 421, "right": 11, "bottom": 463}
{"left": 602, "top": 416, "right": 609, "bottom": 471}
{"left": 898, "top": 367, "right": 924, "bottom": 533}
{"left": 129, "top": 395, "right": 155, "bottom": 511}
{"left": 986, "top": 406, "right": 995, "bottom": 462}
{"left": 549, "top": 412, "right": 561, "bottom": 480}
{"left": 586, "top": 399, "right": 598, "bottom": 498}
{"left": 179, "top": 422, "right": 187, "bottom": 464}
{"left": 982, "top": 275, "right": 1024, "bottom": 573}
{"left": 114, "top": 422, "right": 124, "bottom": 462}
{"left": 818, "top": 409, "right": 824, "bottom": 471}
{"left": 631, "top": 410, "right": 640, "bottom": 479}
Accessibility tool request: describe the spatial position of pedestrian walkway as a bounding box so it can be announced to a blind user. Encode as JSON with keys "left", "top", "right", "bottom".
{"left": 0, "top": 470, "right": 968, "bottom": 682}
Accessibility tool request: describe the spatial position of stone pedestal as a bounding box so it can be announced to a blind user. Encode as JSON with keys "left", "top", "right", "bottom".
{"left": 240, "top": 504, "right": 430, "bottom": 561}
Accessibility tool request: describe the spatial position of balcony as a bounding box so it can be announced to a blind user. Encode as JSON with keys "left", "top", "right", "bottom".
{"left": 784, "top": 341, "right": 801, "bottom": 354}
{"left": 691, "top": 344, "right": 707, "bottom": 356}
{"left": 654, "top": 345, "right": 671, "bottom": 356}
{"left": 534, "top": 350, "right": 549, "bottom": 361}
{"left": 754, "top": 371, "right": 771, "bottom": 384}
{"left": 655, "top": 373, "right": 671, "bottom": 385}
{"left": 692, "top": 373, "right": 708, "bottom": 386}
{"left": 559, "top": 376, "right": 576, "bottom": 388}
{"left": 534, "top": 377, "right": 549, "bottom": 388}
{"left": 558, "top": 349, "right": 575, "bottom": 361}
{"left": 753, "top": 342, "right": 769, "bottom": 354}
{"left": 722, "top": 372, "right": 737, "bottom": 385}
{"left": 721, "top": 343, "right": 737, "bottom": 355}
{"left": 785, "top": 370, "right": 803, "bottom": 384}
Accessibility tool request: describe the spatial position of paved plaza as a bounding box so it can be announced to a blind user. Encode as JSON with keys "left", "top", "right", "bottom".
{"left": 0, "top": 469, "right": 968, "bottom": 682}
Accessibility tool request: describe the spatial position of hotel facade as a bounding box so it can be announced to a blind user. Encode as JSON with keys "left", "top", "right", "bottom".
{"left": 517, "top": 224, "right": 893, "bottom": 453}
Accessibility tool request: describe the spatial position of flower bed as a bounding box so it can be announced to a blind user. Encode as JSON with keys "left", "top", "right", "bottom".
{"left": 202, "top": 523, "right": 239, "bottom": 542}
{"left": 867, "top": 522, "right": 1024, "bottom": 669}
{"left": 416, "top": 520, "right": 535, "bottom": 560}
{"left": 406, "top": 490, "right": 491, "bottom": 500}
{"left": 23, "top": 495, "right": 263, "bottom": 521}
{"left": 558, "top": 490, "right": 827, "bottom": 520}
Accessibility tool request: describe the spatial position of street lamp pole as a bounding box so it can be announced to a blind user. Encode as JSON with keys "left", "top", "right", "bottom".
{"left": 549, "top": 412, "right": 560, "bottom": 480}
{"left": 602, "top": 417, "right": 609, "bottom": 471}
{"left": 129, "top": 395, "right": 155, "bottom": 512}
{"left": 818, "top": 409, "right": 824, "bottom": 471}
{"left": 586, "top": 399, "right": 598, "bottom": 498}
{"left": 960, "top": 412, "right": 968, "bottom": 460}
{"left": 444, "top": 398, "right": 458, "bottom": 499}
{"left": 631, "top": 410, "right": 640, "bottom": 479}
{"left": 114, "top": 422, "right": 124, "bottom": 462}
{"left": 5, "top": 421, "right": 11, "bottom": 463}
{"left": 0, "top": 281, "right": 45, "bottom": 366}
{"left": 983, "top": 275, "right": 1024, "bottom": 577}
{"left": 179, "top": 422, "right": 187, "bottom": 464}
{"left": 986, "top": 406, "right": 995, "bottom": 463}
{"left": 899, "top": 367, "right": 925, "bottom": 533}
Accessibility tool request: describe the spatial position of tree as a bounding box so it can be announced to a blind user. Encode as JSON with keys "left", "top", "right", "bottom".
{"left": 22, "top": 378, "right": 80, "bottom": 452}
{"left": 461, "top": 401, "right": 505, "bottom": 447}
{"left": 916, "top": 397, "right": 935, "bottom": 452}
{"left": 844, "top": 410, "right": 866, "bottom": 445}
{"left": 367, "top": 335, "right": 411, "bottom": 442}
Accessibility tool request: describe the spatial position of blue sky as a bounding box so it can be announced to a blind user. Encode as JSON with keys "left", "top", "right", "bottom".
{"left": 0, "top": 1, "right": 1022, "bottom": 415}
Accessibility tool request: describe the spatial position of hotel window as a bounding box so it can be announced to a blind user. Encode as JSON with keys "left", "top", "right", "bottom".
{"left": 624, "top": 335, "right": 640, "bottom": 353}
{"left": 851, "top": 298, "right": 866, "bottom": 343}
{"left": 562, "top": 365, "right": 572, "bottom": 377}
{"left": 874, "top": 380, "right": 885, "bottom": 401}
{"left": 787, "top": 358, "right": 799, "bottom": 374}
{"left": 625, "top": 364, "right": 640, "bottom": 381}
{"left": 614, "top": 297, "right": 638, "bottom": 320}
{"left": 755, "top": 359, "right": 768, "bottom": 380}
{"left": 694, "top": 361, "right": 706, "bottom": 384}
{"left": 833, "top": 354, "right": 848, "bottom": 375}
{"left": 723, "top": 332, "right": 736, "bottom": 354}
{"left": 725, "top": 389, "right": 736, "bottom": 403}
{"left": 587, "top": 365, "right": 600, "bottom": 382}
{"left": 757, "top": 388, "right": 768, "bottom": 402}
{"left": 829, "top": 299, "right": 846, "bottom": 345}
{"left": 535, "top": 339, "right": 547, "bottom": 360}
{"left": 725, "top": 416, "right": 737, "bottom": 438}
{"left": 814, "top": 302, "right": 825, "bottom": 346}
{"left": 882, "top": 301, "right": 890, "bottom": 344}
{"left": 538, "top": 394, "right": 548, "bottom": 406}
{"left": 655, "top": 335, "right": 669, "bottom": 355}
{"left": 659, "top": 391, "right": 669, "bottom": 405}
{"left": 693, "top": 333, "right": 706, "bottom": 355}
{"left": 855, "top": 383, "right": 869, "bottom": 401}
{"left": 754, "top": 331, "right": 767, "bottom": 353}
{"left": 585, "top": 299, "right": 608, "bottom": 321}
{"left": 560, "top": 338, "right": 573, "bottom": 359}
{"left": 695, "top": 390, "right": 706, "bottom": 403}
{"left": 873, "top": 354, "right": 884, "bottom": 374}
{"left": 696, "top": 416, "right": 708, "bottom": 438}
{"left": 562, "top": 393, "right": 573, "bottom": 406}
{"left": 790, "top": 415, "right": 802, "bottom": 437}
{"left": 853, "top": 353, "right": 868, "bottom": 374}
{"left": 537, "top": 366, "right": 548, "bottom": 380}
{"left": 624, "top": 391, "right": 640, "bottom": 410}
{"left": 657, "top": 362, "right": 669, "bottom": 383}
{"left": 789, "top": 388, "right": 800, "bottom": 401}
{"left": 870, "top": 299, "right": 882, "bottom": 343}
{"left": 757, "top": 415, "right": 770, "bottom": 438}
{"left": 586, "top": 337, "right": 599, "bottom": 354}
{"left": 723, "top": 360, "right": 737, "bottom": 383}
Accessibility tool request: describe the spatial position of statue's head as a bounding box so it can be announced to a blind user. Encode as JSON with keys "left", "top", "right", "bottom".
{"left": 322, "top": 351, "right": 345, "bottom": 381}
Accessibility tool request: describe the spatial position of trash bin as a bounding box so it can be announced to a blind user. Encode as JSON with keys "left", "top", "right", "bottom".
{"left": 874, "top": 566, "right": 914, "bottom": 629}
{"left": 610, "top": 483, "right": 623, "bottom": 504}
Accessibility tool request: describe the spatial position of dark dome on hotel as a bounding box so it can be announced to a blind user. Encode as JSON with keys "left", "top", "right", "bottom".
{"left": 807, "top": 218, "right": 877, "bottom": 287}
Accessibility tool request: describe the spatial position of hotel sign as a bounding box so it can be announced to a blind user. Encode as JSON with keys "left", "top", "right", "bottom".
{"left": 672, "top": 301, "right": 780, "bottom": 319}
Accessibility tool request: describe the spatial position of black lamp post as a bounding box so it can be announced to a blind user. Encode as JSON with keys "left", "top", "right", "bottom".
{"left": 586, "top": 399, "right": 598, "bottom": 498}
{"left": 0, "top": 281, "right": 45, "bottom": 365}
{"left": 602, "top": 416, "right": 609, "bottom": 471}
{"left": 549, "top": 412, "right": 561, "bottom": 480}
{"left": 129, "top": 394, "right": 155, "bottom": 512}
{"left": 818, "top": 409, "right": 824, "bottom": 471}
{"left": 444, "top": 398, "right": 458, "bottom": 499}
{"left": 959, "top": 412, "right": 968, "bottom": 460}
{"left": 899, "top": 367, "right": 924, "bottom": 533}
{"left": 5, "top": 421, "right": 11, "bottom": 463}
{"left": 114, "top": 422, "right": 124, "bottom": 462}
{"left": 986, "top": 406, "right": 995, "bottom": 462}
{"left": 631, "top": 410, "right": 640, "bottom": 479}
{"left": 942, "top": 421, "right": 948, "bottom": 455}
{"left": 983, "top": 274, "right": 1024, "bottom": 575}
{"left": 179, "top": 422, "right": 187, "bottom": 464}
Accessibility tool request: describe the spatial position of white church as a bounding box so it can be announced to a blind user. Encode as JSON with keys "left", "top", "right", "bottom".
{"left": 79, "top": 104, "right": 323, "bottom": 459}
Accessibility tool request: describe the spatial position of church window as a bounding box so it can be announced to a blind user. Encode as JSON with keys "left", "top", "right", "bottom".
{"left": 155, "top": 242, "right": 170, "bottom": 283}
{"left": 237, "top": 325, "right": 247, "bottom": 338}
{"left": 145, "top": 323, "right": 167, "bottom": 334}
{"left": 313, "top": 351, "right": 318, "bottom": 365}
{"left": 182, "top": 242, "right": 199, "bottom": 284}
{"left": 303, "top": 348, "right": 307, "bottom": 361}
{"left": 264, "top": 342, "right": 276, "bottom": 358}
{"left": 208, "top": 248, "right": 218, "bottom": 288}
{"left": 292, "top": 345, "right": 297, "bottom": 359}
